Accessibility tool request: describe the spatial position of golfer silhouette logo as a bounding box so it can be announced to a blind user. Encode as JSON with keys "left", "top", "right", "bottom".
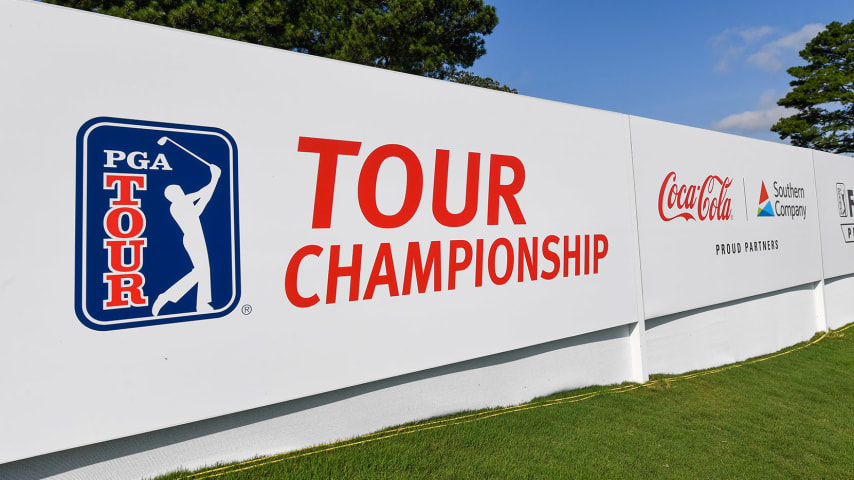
{"left": 75, "top": 117, "right": 240, "bottom": 331}
{"left": 152, "top": 136, "right": 221, "bottom": 316}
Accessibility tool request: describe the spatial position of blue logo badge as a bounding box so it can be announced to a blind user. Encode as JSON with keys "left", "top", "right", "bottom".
{"left": 75, "top": 117, "right": 240, "bottom": 330}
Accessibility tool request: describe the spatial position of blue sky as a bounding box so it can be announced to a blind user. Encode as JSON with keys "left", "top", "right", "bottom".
{"left": 469, "top": 1, "right": 854, "bottom": 143}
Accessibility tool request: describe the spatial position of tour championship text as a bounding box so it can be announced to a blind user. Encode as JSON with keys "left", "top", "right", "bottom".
{"left": 285, "top": 137, "right": 610, "bottom": 307}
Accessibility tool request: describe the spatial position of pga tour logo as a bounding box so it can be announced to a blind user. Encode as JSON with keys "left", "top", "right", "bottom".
{"left": 75, "top": 117, "right": 240, "bottom": 330}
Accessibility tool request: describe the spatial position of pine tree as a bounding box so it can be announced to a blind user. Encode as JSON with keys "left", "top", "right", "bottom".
{"left": 772, "top": 20, "right": 854, "bottom": 153}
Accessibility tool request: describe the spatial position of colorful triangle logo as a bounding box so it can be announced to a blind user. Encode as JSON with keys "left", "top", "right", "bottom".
{"left": 758, "top": 181, "right": 769, "bottom": 204}
{"left": 757, "top": 181, "right": 775, "bottom": 217}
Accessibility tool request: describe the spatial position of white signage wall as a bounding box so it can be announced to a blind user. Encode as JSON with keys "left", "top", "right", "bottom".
{"left": 0, "top": 0, "right": 642, "bottom": 463}
{"left": 629, "top": 117, "right": 823, "bottom": 318}
{"left": 812, "top": 150, "right": 854, "bottom": 330}
{"left": 813, "top": 150, "right": 854, "bottom": 279}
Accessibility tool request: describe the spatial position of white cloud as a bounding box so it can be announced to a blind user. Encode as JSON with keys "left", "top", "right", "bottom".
{"left": 712, "top": 106, "right": 792, "bottom": 132}
{"left": 710, "top": 26, "right": 775, "bottom": 46}
{"left": 746, "top": 23, "right": 825, "bottom": 72}
{"left": 746, "top": 50, "right": 784, "bottom": 72}
{"left": 713, "top": 46, "right": 742, "bottom": 73}
{"left": 774, "top": 23, "right": 825, "bottom": 49}
{"left": 758, "top": 89, "right": 781, "bottom": 108}
{"left": 712, "top": 90, "right": 796, "bottom": 133}
{"left": 709, "top": 26, "right": 774, "bottom": 73}
{"left": 737, "top": 26, "right": 775, "bottom": 42}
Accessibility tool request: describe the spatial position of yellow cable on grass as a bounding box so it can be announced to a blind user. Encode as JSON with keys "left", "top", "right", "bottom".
{"left": 183, "top": 324, "right": 849, "bottom": 480}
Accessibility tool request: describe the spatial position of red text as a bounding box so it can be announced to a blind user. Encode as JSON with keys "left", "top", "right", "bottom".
{"left": 658, "top": 171, "right": 733, "bottom": 222}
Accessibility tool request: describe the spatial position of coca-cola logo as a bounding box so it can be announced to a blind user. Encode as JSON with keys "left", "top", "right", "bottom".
{"left": 658, "top": 171, "right": 734, "bottom": 221}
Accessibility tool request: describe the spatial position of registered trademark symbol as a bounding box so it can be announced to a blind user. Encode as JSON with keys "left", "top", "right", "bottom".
{"left": 241, "top": 304, "right": 252, "bottom": 315}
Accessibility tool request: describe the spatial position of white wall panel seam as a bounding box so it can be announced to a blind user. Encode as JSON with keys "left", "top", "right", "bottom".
{"left": 810, "top": 148, "right": 830, "bottom": 332}
{"left": 625, "top": 115, "right": 649, "bottom": 382}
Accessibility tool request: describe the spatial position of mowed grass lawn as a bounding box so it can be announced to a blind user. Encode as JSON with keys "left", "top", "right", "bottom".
{"left": 158, "top": 326, "right": 854, "bottom": 479}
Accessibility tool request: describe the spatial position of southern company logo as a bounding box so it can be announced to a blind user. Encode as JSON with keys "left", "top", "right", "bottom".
{"left": 75, "top": 117, "right": 240, "bottom": 330}
{"left": 757, "top": 181, "right": 774, "bottom": 217}
{"left": 755, "top": 180, "right": 807, "bottom": 220}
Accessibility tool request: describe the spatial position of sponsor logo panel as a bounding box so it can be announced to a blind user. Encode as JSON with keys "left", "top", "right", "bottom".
{"left": 656, "top": 172, "right": 813, "bottom": 257}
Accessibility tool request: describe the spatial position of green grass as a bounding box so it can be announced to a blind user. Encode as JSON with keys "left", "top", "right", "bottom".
{"left": 156, "top": 326, "right": 854, "bottom": 479}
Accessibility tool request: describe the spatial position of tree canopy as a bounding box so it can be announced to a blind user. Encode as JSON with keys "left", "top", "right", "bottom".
{"left": 449, "top": 71, "right": 517, "bottom": 93}
{"left": 771, "top": 20, "right": 854, "bottom": 153}
{"left": 48, "top": 0, "right": 511, "bottom": 88}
